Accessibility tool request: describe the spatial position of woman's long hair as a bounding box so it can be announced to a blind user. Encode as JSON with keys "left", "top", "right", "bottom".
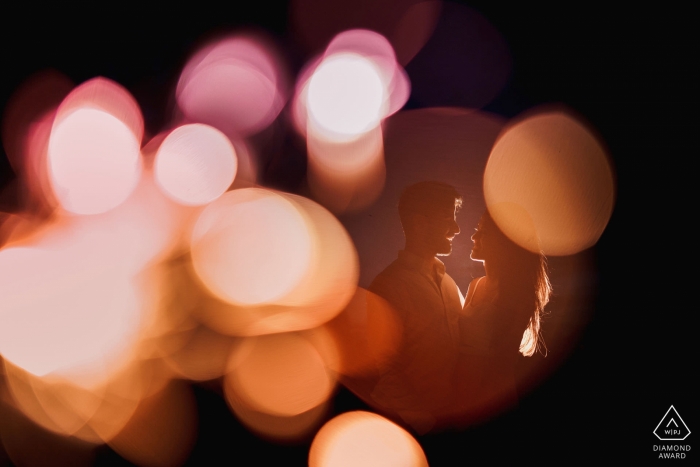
{"left": 482, "top": 212, "right": 552, "bottom": 357}
{"left": 516, "top": 251, "right": 552, "bottom": 357}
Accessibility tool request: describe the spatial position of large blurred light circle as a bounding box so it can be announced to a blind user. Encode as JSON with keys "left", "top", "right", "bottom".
{"left": 190, "top": 193, "right": 359, "bottom": 337}
{"left": 484, "top": 111, "right": 615, "bottom": 256}
{"left": 48, "top": 107, "right": 142, "bottom": 215}
{"left": 154, "top": 124, "right": 237, "bottom": 206}
{"left": 307, "top": 53, "right": 386, "bottom": 137}
{"left": 309, "top": 411, "right": 428, "bottom": 467}
{"left": 0, "top": 246, "right": 142, "bottom": 382}
{"left": 324, "top": 288, "right": 402, "bottom": 378}
{"left": 277, "top": 193, "right": 359, "bottom": 317}
{"left": 190, "top": 188, "right": 313, "bottom": 306}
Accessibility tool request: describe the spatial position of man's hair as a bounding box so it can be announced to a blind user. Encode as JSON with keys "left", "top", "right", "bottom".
{"left": 398, "top": 181, "right": 462, "bottom": 227}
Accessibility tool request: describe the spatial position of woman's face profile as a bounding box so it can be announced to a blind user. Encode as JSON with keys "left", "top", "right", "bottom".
{"left": 470, "top": 214, "right": 500, "bottom": 263}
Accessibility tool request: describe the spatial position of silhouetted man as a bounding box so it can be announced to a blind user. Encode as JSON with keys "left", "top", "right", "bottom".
{"left": 368, "top": 181, "right": 464, "bottom": 433}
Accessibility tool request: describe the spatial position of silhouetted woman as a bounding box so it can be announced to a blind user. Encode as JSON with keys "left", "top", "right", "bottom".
{"left": 456, "top": 210, "right": 552, "bottom": 423}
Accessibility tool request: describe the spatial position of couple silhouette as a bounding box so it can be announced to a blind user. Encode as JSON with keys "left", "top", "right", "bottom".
{"left": 356, "top": 181, "right": 552, "bottom": 433}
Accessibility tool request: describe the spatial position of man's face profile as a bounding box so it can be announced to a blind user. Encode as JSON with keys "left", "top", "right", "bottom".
{"left": 427, "top": 203, "right": 461, "bottom": 256}
{"left": 399, "top": 181, "right": 462, "bottom": 259}
{"left": 409, "top": 202, "right": 460, "bottom": 257}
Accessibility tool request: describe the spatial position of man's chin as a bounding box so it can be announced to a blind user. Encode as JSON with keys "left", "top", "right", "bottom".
{"left": 436, "top": 246, "right": 453, "bottom": 257}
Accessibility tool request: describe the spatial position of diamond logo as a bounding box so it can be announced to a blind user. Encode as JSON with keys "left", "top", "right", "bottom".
{"left": 654, "top": 405, "right": 691, "bottom": 441}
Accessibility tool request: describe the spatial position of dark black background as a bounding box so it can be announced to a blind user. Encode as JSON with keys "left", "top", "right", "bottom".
{"left": 0, "top": 2, "right": 694, "bottom": 465}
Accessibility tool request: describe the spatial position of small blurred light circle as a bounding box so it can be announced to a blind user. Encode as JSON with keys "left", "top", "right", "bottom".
{"left": 225, "top": 333, "right": 334, "bottom": 417}
{"left": 309, "top": 411, "right": 428, "bottom": 467}
{"left": 307, "top": 53, "right": 386, "bottom": 137}
{"left": 154, "top": 124, "right": 237, "bottom": 206}
{"left": 176, "top": 36, "right": 286, "bottom": 136}
{"left": 48, "top": 108, "right": 142, "bottom": 215}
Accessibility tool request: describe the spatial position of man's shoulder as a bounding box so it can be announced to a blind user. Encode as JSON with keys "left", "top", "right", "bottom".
{"left": 368, "top": 265, "right": 396, "bottom": 295}
{"left": 368, "top": 259, "right": 415, "bottom": 291}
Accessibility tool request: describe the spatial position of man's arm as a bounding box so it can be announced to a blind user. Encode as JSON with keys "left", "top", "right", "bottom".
{"left": 368, "top": 275, "right": 440, "bottom": 432}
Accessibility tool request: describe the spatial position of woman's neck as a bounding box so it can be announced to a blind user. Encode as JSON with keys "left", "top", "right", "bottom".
{"left": 483, "top": 261, "right": 500, "bottom": 281}
{"left": 484, "top": 259, "right": 511, "bottom": 283}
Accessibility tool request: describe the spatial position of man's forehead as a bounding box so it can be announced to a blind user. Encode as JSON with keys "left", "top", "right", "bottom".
{"left": 403, "top": 193, "right": 460, "bottom": 217}
{"left": 424, "top": 202, "right": 458, "bottom": 217}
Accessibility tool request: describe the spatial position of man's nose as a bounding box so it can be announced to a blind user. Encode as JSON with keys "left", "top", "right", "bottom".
{"left": 451, "top": 221, "right": 460, "bottom": 235}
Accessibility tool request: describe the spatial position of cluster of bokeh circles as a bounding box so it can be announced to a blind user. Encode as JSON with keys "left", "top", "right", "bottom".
{"left": 0, "top": 28, "right": 435, "bottom": 467}
{"left": 0, "top": 1, "right": 615, "bottom": 465}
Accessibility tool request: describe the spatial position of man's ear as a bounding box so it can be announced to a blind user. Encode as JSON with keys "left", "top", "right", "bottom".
{"left": 403, "top": 213, "right": 424, "bottom": 239}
